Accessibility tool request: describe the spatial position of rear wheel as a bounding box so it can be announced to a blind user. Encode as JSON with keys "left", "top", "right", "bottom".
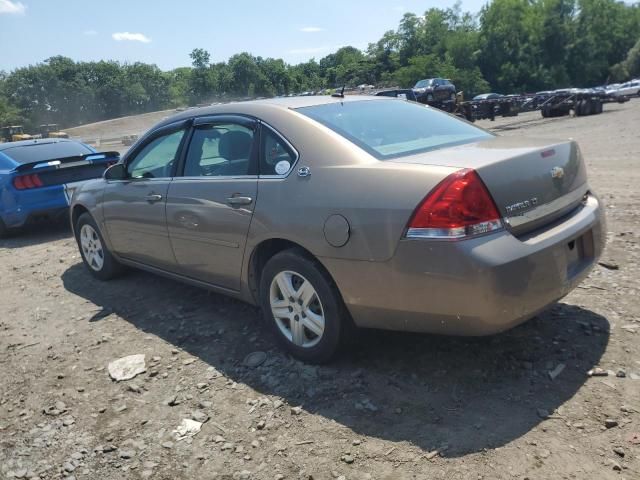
{"left": 75, "top": 213, "right": 123, "bottom": 280}
{"left": 259, "top": 250, "right": 347, "bottom": 363}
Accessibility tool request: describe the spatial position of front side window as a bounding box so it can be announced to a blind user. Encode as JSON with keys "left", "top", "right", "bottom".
{"left": 128, "top": 129, "right": 185, "bottom": 178}
{"left": 297, "top": 100, "right": 492, "bottom": 160}
{"left": 183, "top": 123, "right": 255, "bottom": 177}
{"left": 260, "top": 127, "right": 296, "bottom": 176}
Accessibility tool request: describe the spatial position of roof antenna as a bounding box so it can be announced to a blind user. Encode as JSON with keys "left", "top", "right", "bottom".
{"left": 331, "top": 85, "right": 345, "bottom": 98}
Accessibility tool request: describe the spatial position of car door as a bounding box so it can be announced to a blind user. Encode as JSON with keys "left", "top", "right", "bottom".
{"left": 165, "top": 116, "right": 258, "bottom": 291}
{"left": 102, "top": 121, "right": 188, "bottom": 270}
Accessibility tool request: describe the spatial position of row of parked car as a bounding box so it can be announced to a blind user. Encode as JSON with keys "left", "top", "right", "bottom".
{"left": 601, "top": 80, "right": 640, "bottom": 97}
{"left": 472, "top": 80, "right": 640, "bottom": 102}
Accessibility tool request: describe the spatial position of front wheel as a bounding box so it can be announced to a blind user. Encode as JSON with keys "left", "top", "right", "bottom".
{"left": 75, "top": 213, "right": 123, "bottom": 280}
{"left": 259, "top": 250, "right": 347, "bottom": 363}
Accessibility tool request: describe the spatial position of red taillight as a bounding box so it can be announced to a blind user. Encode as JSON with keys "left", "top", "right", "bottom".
{"left": 407, "top": 168, "right": 503, "bottom": 239}
{"left": 13, "top": 176, "right": 25, "bottom": 190}
{"left": 32, "top": 174, "right": 43, "bottom": 187}
{"left": 13, "top": 174, "right": 43, "bottom": 190}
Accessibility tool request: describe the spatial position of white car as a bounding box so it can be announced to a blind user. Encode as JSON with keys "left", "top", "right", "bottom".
{"left": 608, "top": 81, "right": 640, "bottom": 97}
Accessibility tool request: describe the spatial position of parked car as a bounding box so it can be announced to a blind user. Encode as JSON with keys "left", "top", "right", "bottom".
{"left": 374, "top": 88, "right": 418, "bottom": 101}
{"left": 472, "top": 93, "right": 504, "bottom": 101}
{"left": 0, "top": 139, "right": 118, "bottom": 236}
{"left": 607, "top": 81, "right": 640, "bottom": 97}
{"left": 412, "top": 78, "right": 456, "bottom": 103}
{"left": 71, "top": 96, "right": 605, "bottom": 362}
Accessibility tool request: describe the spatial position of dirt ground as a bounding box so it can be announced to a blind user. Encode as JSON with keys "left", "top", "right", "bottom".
{"left": 64, "top": 109, "right": 180, "bottom": 146}
{"left": 1, "top": 100, "right": 639, "bottom": 480}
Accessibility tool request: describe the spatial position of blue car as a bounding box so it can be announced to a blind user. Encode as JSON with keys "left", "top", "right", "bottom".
{"left": 0, "top": 139, "right": 119, "bottom": 236}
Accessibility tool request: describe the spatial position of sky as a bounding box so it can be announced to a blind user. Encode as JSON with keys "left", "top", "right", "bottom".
{"left": 0, "top": 0, "right": 488, "bottom": 72}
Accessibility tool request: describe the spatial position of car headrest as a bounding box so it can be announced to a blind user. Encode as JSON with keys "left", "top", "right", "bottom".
{"left": 219, "top": 130, "right": 252, "bottom": 160}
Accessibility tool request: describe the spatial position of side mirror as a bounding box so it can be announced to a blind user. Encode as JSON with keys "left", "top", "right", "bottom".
{"left": 104, "top": 163, "right": 127, "bottom": 181}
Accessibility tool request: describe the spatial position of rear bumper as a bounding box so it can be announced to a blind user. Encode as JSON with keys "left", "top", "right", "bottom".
{"left": 322, "top": 194, "right": 605, "bottom": 335}
{"left": 0, "top": 184, "right": 70, "bottom": 228}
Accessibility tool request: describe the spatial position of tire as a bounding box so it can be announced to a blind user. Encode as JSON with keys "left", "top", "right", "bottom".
{"left": 575, "top": 100, "right": 585, "bottom": 116}
{"left": 259, "top": 249, "right": 348, "bottom": 363}
{"left": 426, "top": 93, "right": 434, "bottom": 102}
{"left": 449, "top": 92, "right": 456, "bottom": 101}
{"left": 541, "top": 105, "right": 550, "bottom": 118}
{"left": 74, "top": 212, "right": 123, "bottom": 280}
{"left": 592, "top": 99, "right": 602, "bottom": 114}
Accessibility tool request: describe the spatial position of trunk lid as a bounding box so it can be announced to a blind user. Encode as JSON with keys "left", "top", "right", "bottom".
{"left": 14, "top": 151, "right": 120, "bottom": 187}
{"left": 388, "top": 136, "right": 588, "bottom": 236}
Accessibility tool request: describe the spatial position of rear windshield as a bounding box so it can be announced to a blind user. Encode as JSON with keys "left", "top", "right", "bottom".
{"left": 297, "top": 100, "right": 492, "bottom": 159}
{"left": 3, "top": 141, "right": 93, "bottom": 164}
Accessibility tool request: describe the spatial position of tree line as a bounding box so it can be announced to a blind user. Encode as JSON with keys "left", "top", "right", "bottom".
{"left": 1, "top": 0, "right": 639, "bottom": 130}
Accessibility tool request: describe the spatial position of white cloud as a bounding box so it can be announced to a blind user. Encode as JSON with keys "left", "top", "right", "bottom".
{"left": 299, "top": 26, "right": 324, "bottom": 33}
{"left": 112, "top": 32, "right": 151, "bottom": 43}
{"left": 0, "top": 0, "right": 26, "bottom": 15}
{"left": 83, "top": 30, "right": 98, "bottom": 36}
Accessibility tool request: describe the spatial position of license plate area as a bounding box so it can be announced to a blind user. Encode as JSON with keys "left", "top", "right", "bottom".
{"left": 566, "top": 229, "right": 594, "bottom": 278}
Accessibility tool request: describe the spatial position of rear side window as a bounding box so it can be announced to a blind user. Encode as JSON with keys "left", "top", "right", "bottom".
{"left": 260, "top": 127, "right": 296, "bottom": 176}
{"left": 297, "top": 100, "right": 492, "bottom": 160}
{"left": 3, "top": 141, "right": 93, "bottom": 164}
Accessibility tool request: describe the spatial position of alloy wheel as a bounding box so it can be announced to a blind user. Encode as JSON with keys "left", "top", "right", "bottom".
{"left": 80, "top": 224, "right": 104, "bottom": 271}
{"left": 269, "top": 270, "right": 325, "bottom": 348}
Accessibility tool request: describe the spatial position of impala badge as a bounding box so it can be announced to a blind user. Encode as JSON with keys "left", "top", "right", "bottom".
{"left": 550, "top": 166, "right": 565, "bottom": 179}
{"left": 505, "top": 197, "right": 538, "bottom": 214}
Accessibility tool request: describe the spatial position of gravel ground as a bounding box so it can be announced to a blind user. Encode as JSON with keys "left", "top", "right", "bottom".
{"left": 1, "top": 100, "right": 639, "bottom": 480}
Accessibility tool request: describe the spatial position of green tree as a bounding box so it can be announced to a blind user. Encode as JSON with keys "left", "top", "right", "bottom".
{"left": 611, "top": 37, "right": 640, "bottom": 80}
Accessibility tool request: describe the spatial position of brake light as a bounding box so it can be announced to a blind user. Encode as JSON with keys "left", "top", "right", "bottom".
{"left": 406, "top": 168, "right": 503, "bottom": 239}
{"left": 13, "top": 173, "right": 44, "bottom": 190}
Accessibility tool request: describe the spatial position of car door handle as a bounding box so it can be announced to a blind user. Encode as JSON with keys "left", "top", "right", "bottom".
{"left": 145, "top": 193, "right": 163, "bottom": 203}
{"left": 226, "top": 196, "right": 253, "bottom": 206}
